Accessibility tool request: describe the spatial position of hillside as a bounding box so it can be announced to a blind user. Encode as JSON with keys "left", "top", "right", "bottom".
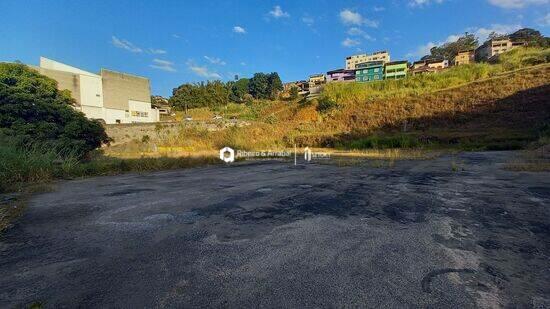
{"left": 318, "top": 63, "right": 550, "bottom": 150}
{"left": 105, "top": 48, "right": 550, "bottom": 155}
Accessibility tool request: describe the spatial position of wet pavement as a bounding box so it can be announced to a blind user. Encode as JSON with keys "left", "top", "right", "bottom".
{"left": 1, "top": 151, "right": 549, "bottom": 308}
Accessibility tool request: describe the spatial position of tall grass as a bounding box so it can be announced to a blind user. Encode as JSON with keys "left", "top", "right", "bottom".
{"left": 0, "top": 140, "right": 62, "bottom": 191}
{"left": 0, "top": 136, "right": 219, "bottom": 193}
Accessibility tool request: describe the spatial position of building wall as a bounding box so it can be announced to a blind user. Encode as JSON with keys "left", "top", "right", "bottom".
{"left": 80, "top": 105, "right": 104, "bottom": 120}
{"left": 35, "top": 67, "right": 81, "bottom": 105}
{"left": 101, "top": 69, "right": 151, "bottom": 111}
{"left": 37, "top": 57, "right": 158, "bottom": 125}
{"left": 102, "top": 108, "right": 128, "bottom": 124}
{"left": 384, "top": 63, "right": 407, "bottom": 79}
{"left": 40, "top": 57, "right": 96, "bottom": 76}
{"left": 476, "top": 39, "right": 515, "bottom": 61}
{"left": 427, "top": 60, "right": 449, "bottom": 69}
{"left": 327, "top": 71, "right": 355, "bottom": 82}
{"left": 356, "top": 66, "right": 384, "bottom": 82}
{"left": 79, "top": 74, "right": 103, "bottom": 108}
{"left": 454, "top": 52, "right": 475, "bottom": 65}
{"left": 346, "top": 51, "right": 390, "bottom": 70}
{"left": 129, "top": 100, "right": 159, "bottom": 123}
{"left": 308, "top": 74, "right": 326, "bottom": 87}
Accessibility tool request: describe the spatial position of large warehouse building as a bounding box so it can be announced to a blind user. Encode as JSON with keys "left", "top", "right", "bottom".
{"left": 35, "top": 57, "right": 159, "bottom": 124}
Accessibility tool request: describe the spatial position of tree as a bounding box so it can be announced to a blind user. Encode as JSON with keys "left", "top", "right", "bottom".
{"left": 229, "top": 78, "right": 249, "bottom": 102}
{"left": 428, "top": 33, "right": 479, "bottom": 61}
{"left": 509, "top": 28, "right": 549, "bottom": 47}
{"left": 248, "top": 73, "right": 270, "bottom": 99}
{"left": 169, "top": 81, "right": 230, "bottom": 111}
{"left": 267, "top": 72, "right": 283, "bottom": 99}
{"left": 0, "top": 63, "right": 110, "bottom": 158}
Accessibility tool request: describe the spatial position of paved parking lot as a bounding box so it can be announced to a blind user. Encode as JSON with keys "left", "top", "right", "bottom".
{"left": 1, "top": 152, "right": 549, "bottom": 308}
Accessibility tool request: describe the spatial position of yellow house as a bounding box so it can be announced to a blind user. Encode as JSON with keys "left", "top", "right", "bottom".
{"left": 308, "top": 74, "right": 326, "bottom": 88}
{"left": 454, "top": 50, "right": 475, "bottom": 65}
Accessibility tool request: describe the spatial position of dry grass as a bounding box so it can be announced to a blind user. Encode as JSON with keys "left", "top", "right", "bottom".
{"left": 105, "top": 49, "right": 549, "bottom": 157}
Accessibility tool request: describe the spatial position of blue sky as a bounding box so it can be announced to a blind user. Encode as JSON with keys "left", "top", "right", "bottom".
{"left": 1, "top": 0, "right": 548, "bottom": 97}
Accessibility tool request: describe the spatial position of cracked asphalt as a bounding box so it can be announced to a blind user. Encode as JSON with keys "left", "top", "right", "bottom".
{"left": 1, "top": 151, "right": 549, "bottom": 308}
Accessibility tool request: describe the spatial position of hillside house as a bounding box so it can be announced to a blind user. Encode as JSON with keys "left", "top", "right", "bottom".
{"left": 308, "top": 74, "right": 326, "bottom": 88}
{"left": 326, "top": 69, "right": 356, "bottom": 82}
{"left": 454, "top": 50, "right": 475, "bottom": 65}
{"left": 475, "top": 37, "right": 526, "bottom": 61}
{"left": 384, "top": 61, "right": 408, "bottom": 80}
{"left": 426, "top": 58, "right": 449, "bottom": 69}
{"left": 355, "top": 61, "right": 384, "bottom": 82}
{"left": 345, "top": 51, "right": 390, "bottom": 70}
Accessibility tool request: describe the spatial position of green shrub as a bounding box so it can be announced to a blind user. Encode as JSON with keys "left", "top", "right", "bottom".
{"left": 0, "top": 63, "right": 110, "bottom": 158}
{"left": 316, "top": 97, "right": 340, "bottom": 113}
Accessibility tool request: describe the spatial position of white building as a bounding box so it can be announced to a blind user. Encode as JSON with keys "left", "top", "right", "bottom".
{"left": 345, "top": 51, "right": 391, "bottom": 70}
{"left": 35, "top": 57, "right": 159, "bottom": 124}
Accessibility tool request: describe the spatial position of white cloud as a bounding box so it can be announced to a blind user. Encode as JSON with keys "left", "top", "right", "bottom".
{"left": 407, "top": 42, "right": 437, "bottom": 58}
{"left": 204, "top": 56, "right": 226, "bottom": 66}
{"left": 373, "top": 6, "right": 385, "bottom": 12}
{"left": 409, "top": 0, "right": 444, "bottom": 6}
{"left": 538, "top": 13, "right": 550, "bottom": 26}
{"left": 111, "top": 36, "right": 142, "bottom": 53}
{"left": 302, "top": 16, "right": 315, "bottom": 26}
{"left": 172, "top": 34, "right": 180, "bottom": 39}
{"left": 149, "top": 59, "right": 176, "bottom": 72}
{"left": 186, "top": 60, "right": 221, "bottom": 79}
{"left": 269, "top": 5, "right": 290, "bottom": 18}
{"left": 407, "top": 34, "right": 467, "bottom": 58}
{"left": 149, "top": 48, "right": 167, "bottom": 54}
{"left": 487, "top": 0, "right": 548, "bottom": 8}
{"left": 342, "top": 37, "right": 361, "bottom": 47}
{"left": 347, "top": 27, "right": 375, "bottom": 41}
{"left": 407, "top": 23, "right": 522, "bottom": 58}
{"left": 340, "top": 9, "right": 363, "bottom": 25}
{"left": 339, "top": 9, "right": 378, "bottom": 28}
{"left": 240, "top": 62, "right": 247, "bottom": 66}
{"left": 471, "top": 23, "right": 522, "bottom": 41}
{"left": 233, "top": 26, "right": 246, "bottom": 34}
{"left": 347, "top": 27, "right": 364, "bottom": 36}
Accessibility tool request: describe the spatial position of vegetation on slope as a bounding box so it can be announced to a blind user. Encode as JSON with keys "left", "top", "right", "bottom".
{"left": 110, "top": 48, "right": 549, "bottom": 157}
{"left": 322, "top": 48, "right": 550, "bottom": 103}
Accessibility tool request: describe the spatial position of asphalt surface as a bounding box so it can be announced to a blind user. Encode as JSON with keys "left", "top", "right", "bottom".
{"left": 1, "top": 151, "right": 549, "bottom": 308}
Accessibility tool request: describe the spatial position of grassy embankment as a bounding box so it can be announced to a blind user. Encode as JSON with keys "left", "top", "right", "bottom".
{"left": 109, "top": 47, "right": 550, "bottom": 157}
{"left": 0, "top": 136, "right": 219, "bottom": 194}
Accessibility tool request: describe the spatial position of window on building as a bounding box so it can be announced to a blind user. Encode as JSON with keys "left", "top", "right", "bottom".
{"left": 131, "top": 111, "right": 149, "bottom": 117}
